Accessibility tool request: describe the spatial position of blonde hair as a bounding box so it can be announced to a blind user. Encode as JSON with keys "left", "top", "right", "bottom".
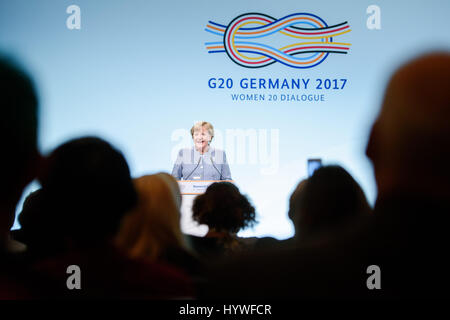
{"left": 190, "top": 121, "right": 214, "bottom": 140}
{"left": 115, "top": 173, "right": 188, "bottom": 261}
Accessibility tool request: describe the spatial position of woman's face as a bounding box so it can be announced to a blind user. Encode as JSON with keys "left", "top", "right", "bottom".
{"left": 193, "top": 126, "right": 212, "bottom": 151}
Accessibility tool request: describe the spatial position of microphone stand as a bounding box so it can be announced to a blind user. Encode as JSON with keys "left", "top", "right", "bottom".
{"left": 184, "top": 156, "right": 201, "bottom": 180}
{"left": 210, "top": 155, "right": 223, "bottom": 180}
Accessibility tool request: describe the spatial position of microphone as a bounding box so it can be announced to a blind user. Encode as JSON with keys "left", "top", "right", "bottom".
{"left": 184, "top": 156, "right": 201, "bottom": 180}
{"left": 210, "top": 155, "right": 222, "bottom": 180}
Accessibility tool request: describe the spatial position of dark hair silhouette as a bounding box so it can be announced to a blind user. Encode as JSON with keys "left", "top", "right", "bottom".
{"left": 0, "top": 56, "right": 39, "bottom": 236}
{"left": 192, "top": 182, "right": 256, "bottom": 234}
{"left": 38, "top": 137, "right": 137, "bottom": 244}
{"left": 290, "top": 165, "right": 371, "bottom": 238}
{"left": 0, "top": 56, "right": 39, "bottom": 298}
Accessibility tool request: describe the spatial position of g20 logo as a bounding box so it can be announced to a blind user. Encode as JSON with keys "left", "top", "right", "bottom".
{"left": 205, "top": 13, "right": 351, "bottom": 69}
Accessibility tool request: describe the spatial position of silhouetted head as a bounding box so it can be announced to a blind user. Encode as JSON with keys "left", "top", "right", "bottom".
{"left": 366, "top": 52, "right": 450, "bottom": 199}
{"left": 116, "top": 173, "right": 187, "bottom": 261}
{"left": 16, "top": 188, "right": 62, "bottom": 256}
{"left": 289, "top": 165, "right": 371, "bottom": 238}
{"left": 192, "top": 182, "right": 256, "bottom": 234}
{"left": 0, "top": 57, "right": 39, "bottom": 236}
{"left": 288, "top": 179, "right": 307, "bottom": 223}
{"left": 39, "top": 137, "right": 137, "bottom": 244}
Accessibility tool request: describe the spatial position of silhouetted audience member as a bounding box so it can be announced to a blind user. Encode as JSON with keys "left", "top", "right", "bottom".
{"left": 0, "top": 56, "right": 39, "bottom": 299}
{"left": 115, "top": 173, "right": 202, "bottom": 278}
{"left": 360, "top": 52, "right": 450, "bottom": 297}
{"left": 252, "top": 179, "right": 308, "bottom": 251}
{"left": 12, "top": 188, "right": 65, "bottom": 261}
{"left": 28, "top": 137, "right": 193, "bottom": 299}
{"left": 291, "top": 165, "right": 371, "bottom": 244}
{"left": 201, "top": 52, "right": 450, "bottom": 299}
{"left": 188, "top": 182, "right": 257, "bottom": 259}
{"left": 254, "top": 167, "right": 371, "bottom": 251}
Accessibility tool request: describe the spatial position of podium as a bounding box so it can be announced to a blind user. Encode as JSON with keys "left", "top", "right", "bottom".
{"left": 177, "top": 180, "right": 233, "bottom": 236}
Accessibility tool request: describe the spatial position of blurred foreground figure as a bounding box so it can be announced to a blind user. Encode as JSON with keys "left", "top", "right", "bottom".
{"left": 202, "top": 52, "right": 450, "bottom": 299}
{"left": 0, "top": 57, "right": 39, "bottom": 299}
{"left": 291, "top": 165, "right": 371, "bottom": 243}
{"left": 362, "top": 52, "right": 450, "bottom": 298}
{"left": 116, "top": 173, "right": 202, "bottom": 278}
{"left": 254, "top": 166, "right": 371, "bottom": 251}
{"left": 26, "top": 137, "right": 193, "bottom": 299}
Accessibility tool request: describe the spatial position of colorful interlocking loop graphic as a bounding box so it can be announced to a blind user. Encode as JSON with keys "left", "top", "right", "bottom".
{"left": 205, "top": 13, "right": 351, "bottom": 69}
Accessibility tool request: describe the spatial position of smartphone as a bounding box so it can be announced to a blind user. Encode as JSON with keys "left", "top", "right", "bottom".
{"left": 307, "top": 158, "right": 322, "bottom": 177}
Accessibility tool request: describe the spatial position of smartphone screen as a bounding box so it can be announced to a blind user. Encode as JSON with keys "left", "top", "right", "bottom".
{"left": 307, "top": 158, "right": 322, "bottom": 177}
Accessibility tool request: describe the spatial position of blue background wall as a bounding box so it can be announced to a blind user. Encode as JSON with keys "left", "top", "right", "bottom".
{"left": 2, "top": 0, "right": 449, "bottom": 238}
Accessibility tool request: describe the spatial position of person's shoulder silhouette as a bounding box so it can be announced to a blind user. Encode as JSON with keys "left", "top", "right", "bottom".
{"left": 0, "top": 57, "right": 39, "bottom": 245}
{"left": 0, "top": 56, "right": 40, "bottom": 298}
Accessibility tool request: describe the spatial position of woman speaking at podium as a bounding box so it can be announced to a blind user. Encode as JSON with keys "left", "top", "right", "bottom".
{"left": 171, "top": 121, "right": 231, "bottom": 181}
